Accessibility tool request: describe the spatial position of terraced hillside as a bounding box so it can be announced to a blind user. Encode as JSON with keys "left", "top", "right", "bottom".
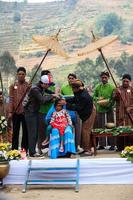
{"left": 0, "top": 0, "right": 133, "bottom": 70}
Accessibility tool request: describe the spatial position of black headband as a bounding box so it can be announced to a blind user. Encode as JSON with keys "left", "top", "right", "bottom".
{"left": 100, "top": 71, "right": 110, "bottom": 77}
{"left": 122, "top": 74, "right": 131, "bottom": 81}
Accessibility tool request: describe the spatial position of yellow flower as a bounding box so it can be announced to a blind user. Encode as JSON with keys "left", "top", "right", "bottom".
{"left": 0, "top": 143, "right": 22, "bottom": 161}
{"left": 122, "top": 145, "right": 133, "bottom": 159}
{"left": 124, "top": 146, "right": 131, "bottom": 152}
{"left": 0, "top": 143, "right": 11, "bottom": 151}
{"left": 6, "top": 149, "right": 21, "bottom": 160}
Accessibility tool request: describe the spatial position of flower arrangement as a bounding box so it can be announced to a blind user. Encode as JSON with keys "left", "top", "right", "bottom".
{"left": 6, "top": 150, "right": 21, "bottom": 161}
{"left": 0, "top": 116, "right": 7, "bottom": 135}
{"left": 121, "top": 145, "right": 133, "bottom": 162}
{"left": 0, "top": 143, "right": 21, "bottom": 162}
{"left": 0, "top": 143, "right": 11, "bottom": 151}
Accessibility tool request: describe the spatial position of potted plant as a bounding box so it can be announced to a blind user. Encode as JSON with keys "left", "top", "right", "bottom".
{"left": 121, "top": 145, "right": 133, "bottom": 163}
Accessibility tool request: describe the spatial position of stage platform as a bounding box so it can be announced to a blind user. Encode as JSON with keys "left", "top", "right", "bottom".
{"left": 3, "top": 158, "right": 133, "bottom": 185}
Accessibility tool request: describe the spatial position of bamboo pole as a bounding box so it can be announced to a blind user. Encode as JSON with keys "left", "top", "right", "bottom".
{"left": 14, "top": 29, "right": 61, "bottom": 113}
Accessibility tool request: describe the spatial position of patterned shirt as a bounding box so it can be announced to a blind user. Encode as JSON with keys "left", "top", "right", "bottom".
{"left": 50, "top": 109, "right": 72, "bottom": 136}
{"left": 113, "top": 85, "right": 133, "bottom": 126}
{"left": 9, "top": 80, "right": 29, "bottom": 114}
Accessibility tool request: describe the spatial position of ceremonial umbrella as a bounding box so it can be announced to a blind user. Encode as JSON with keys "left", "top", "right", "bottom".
{"left": 31, "top": 29, "right": 68, "bottom": 82}
{"left": 15, "top": 29, "right": 68, "bottom": 112}
{"left": 77, "top": 32, "right": 133, "bottom": 124}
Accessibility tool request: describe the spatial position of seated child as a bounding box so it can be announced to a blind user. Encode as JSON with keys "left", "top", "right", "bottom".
{"left": 42, "top": 98, "right": 73, "bottom": 152}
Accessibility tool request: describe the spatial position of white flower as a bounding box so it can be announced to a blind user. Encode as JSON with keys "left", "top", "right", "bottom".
{"left": 127, "top": 89, "right": 131, "bottom": 93}
{"left": 3, "top": 121, "right": 7, "bottom": 126}
{"left": 14, "top": 85, "right": 17, "bottom": 89}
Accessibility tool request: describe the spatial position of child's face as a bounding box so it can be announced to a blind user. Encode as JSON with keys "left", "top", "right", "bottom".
{"left": 55, "top": 104, "right": 62, "bottom": 111}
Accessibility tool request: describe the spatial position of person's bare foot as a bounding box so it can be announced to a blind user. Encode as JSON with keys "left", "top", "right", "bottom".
{"left": 59, "top": 146, "right": 64, "bottom": 152}
{"left": 42, "top": 140, "right": 49, "bottom": 146}
{"left": 80, "top": 150, "right": 93, "bottom": 157}
{"left": 70, "top": 154, "right": 77, "bottom": 159}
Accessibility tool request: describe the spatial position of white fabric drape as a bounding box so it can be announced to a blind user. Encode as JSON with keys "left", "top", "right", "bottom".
{"left": 3, "top": 158, "right": 133, "bottom": 185}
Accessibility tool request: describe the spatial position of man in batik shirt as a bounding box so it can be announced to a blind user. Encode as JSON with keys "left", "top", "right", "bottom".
{"left": 113, "top": 73, "right": 133, "bottom": 150}
{"left": 8, "top": 67, "right": 29, "bottom": 151}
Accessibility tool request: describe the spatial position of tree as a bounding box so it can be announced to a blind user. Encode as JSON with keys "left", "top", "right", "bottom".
{"left": 27, "top": 64, "right": 42, "bottom": 84}
{"left": 13, "top": 12, "right": 21, "bottom": 23}
{"left": 74, "top": 56, "right": 105, "bottom": 88}
{"left": 95, "top": 13, "right": 123, "bottom": 36}
{"left": 0, "top": 51, "right": 17, "bottom": 75}
{"left": 127, "top": 22, "right": 133, "bottom": 42}
{"left": 0, "top": 51, "right": 17, "bottom": 94}
{"left": 109, "top": 52, "right": 133, "bottom": 78}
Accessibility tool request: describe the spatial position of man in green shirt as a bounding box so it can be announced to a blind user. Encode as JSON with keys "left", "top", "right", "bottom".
{"left": 93, "top": 71, "right": 115, "bottom": 150}
{"left": 61, "top": 73, "right": 77, "bottom": 96}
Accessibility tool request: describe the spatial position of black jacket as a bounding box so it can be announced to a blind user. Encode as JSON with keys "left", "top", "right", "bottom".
{"left": 24, "top": 83, "right": 53, "bottom": 113}
{"left": 66, "top": 89, "right": 93, "bottom": 121}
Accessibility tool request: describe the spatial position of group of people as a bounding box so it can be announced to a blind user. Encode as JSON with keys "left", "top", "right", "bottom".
{"left": 93, "top": 71, "right": 133, "bottom": 151}
{"left": 0, "top": 66, "right": 133, "bottom": 158}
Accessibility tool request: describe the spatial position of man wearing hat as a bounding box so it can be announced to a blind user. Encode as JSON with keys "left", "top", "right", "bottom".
{"left": 64, "top": 79, "right": 96, "bottom": 156}
{"left": 24, "top": 75, "right": 59, "bottom": 157}
{"left": 38, "top": 70, "right": 56, "bottom": 154}
{"left": 113, "top": 73, "right": 133, "bottom": 150}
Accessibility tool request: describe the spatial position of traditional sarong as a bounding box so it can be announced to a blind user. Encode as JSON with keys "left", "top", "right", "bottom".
{"left": 49, "top": 125, "right": 76, "bottom": 159}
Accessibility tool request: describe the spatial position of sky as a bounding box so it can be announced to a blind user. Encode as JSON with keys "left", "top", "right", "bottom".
{"left": 1, "top": 0, "right": 63, "bottom": 2}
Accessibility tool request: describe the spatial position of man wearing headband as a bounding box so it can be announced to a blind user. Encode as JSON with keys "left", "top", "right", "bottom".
{"left": 113, "top": 73, "right": 133, "bottom": 150}
{"left": 61, "top": 74, "right": 83, "bottom": 153}
{"left": 65, "top": 79, "right": 96, "bottom": 156}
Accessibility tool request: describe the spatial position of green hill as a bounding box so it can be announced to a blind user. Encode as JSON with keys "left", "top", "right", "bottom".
{"left": 0, "top": 0, "right": 133, "bottom": 56}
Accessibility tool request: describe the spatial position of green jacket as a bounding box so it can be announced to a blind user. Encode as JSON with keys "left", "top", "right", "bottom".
{"left": 39, "top": 85, "right": 55, "bottom": 114}
{"left": 61, "top": 84, "right": 73, "bottom": 96}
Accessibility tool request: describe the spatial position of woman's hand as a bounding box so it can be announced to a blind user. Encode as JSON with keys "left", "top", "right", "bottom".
{"left": 52, "top": 94, "right": 61, "bottom": 99}
{"left": 59, "top": 99, "right": 66, "bottom": 105}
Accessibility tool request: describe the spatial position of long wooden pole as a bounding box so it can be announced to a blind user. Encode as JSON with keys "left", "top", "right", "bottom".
{"left": 0, "top": 71, "right": 4, "bottom": 94}
{"left": 0, "top": 71, "right": 6, "bottom": 116}
{"left": 91, "top": 31, "right": 133, "bottom": 125}
{"left": 14, "top": 29, "right": 61, "bottom": 113}
{"left": 14, "top": 49, "right": 50, "bottom": 113}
